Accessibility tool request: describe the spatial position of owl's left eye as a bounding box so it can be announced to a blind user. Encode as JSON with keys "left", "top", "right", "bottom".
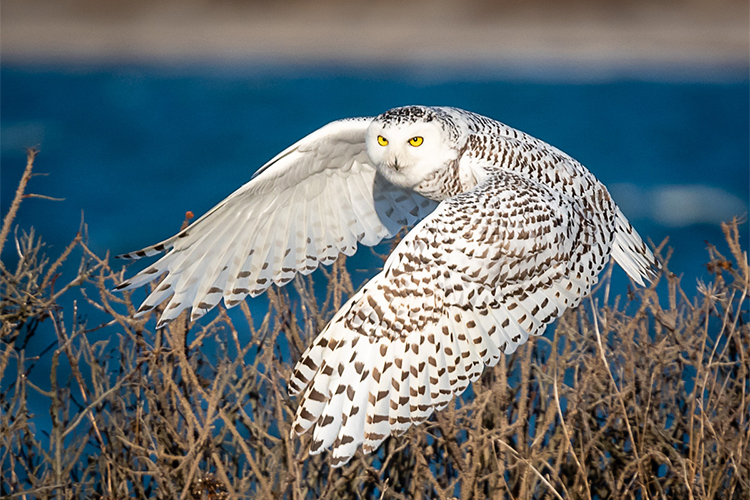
{"left": 377, "top": 135, "right": 389, "bottom": 146}
{"left": 409, "top": 136, "right": 424, "bottom": 147}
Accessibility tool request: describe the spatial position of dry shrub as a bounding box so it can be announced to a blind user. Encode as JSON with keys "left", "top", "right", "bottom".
{"left": 1, "top": 150, "right": 748, "bottom": 499}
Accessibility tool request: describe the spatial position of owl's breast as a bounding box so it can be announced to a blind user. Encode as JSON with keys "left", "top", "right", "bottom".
{"left": 413, "top": 160, "right": 478, "bottom": 201}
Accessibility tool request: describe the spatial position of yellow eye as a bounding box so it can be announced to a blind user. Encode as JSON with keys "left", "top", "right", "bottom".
{"left": 409, "top": 136, "right": 424, "bottom": 147}
{"left": 377, "top": 135, "right": 389, "bottom": 146}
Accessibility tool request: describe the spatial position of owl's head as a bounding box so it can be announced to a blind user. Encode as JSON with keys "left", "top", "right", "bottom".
{"left": 365, "top": 106, "right": 460, "bottom": 189}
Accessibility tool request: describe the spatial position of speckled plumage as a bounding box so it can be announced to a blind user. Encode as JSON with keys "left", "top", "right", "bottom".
{"left": 117, "top": 105, "right": 659, "bottom": 466}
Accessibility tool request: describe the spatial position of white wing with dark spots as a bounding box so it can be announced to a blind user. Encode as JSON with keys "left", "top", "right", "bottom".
{"left": 115, "top": 118, "right": 437, "bottom": 327}
{"left": 117, "top": 105, "right": 660, "bottom": 465}
{"left": 289, "top": 171, "right": 612, "bottom": 466}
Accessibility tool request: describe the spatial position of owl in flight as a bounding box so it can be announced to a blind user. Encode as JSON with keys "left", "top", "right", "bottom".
{"left": 117, "top": 106, "right": 658, "bottom": 466}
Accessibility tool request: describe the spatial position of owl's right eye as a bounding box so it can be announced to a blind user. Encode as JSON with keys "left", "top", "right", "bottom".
{"left": 377, "top": 135, "right": 389, "bottom": 146}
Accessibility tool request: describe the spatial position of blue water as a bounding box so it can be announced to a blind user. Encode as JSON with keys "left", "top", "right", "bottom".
{"left": 1, "top": 63, "right": 748, "bottom": 455}
{"left": 3, "top": 65, "right": 747, "bottom": 274}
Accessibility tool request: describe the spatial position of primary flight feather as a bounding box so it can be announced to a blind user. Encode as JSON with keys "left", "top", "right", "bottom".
{"left": 117, "top": 105, "right": 659, "bottom": 466}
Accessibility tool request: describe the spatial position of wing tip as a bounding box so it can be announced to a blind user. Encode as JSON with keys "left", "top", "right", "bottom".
{"left": 113, "top": 280, "right": 132, "bottom": 291}
{"left": 115, "top": 242, "right": 170, "bottom": 261}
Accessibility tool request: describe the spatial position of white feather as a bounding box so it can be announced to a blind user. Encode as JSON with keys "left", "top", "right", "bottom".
{"left": 116, "top": 117, "right": 435, "bottom": 326}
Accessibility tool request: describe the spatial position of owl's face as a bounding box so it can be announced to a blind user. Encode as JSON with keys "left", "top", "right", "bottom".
{"left": 365, "top": 107, "right": 459, "bottom": 189}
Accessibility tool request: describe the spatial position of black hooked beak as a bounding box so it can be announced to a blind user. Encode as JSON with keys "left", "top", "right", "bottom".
{"left": 392, "top": 158, "right": 400, "bottom": 171}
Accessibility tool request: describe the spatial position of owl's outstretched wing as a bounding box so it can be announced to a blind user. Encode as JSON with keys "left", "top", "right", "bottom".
{"left": 288, "top": 171, "right": 612, "bottom": 466}
{"left": 115, "top": 117, "right": 437, "bottom": 327}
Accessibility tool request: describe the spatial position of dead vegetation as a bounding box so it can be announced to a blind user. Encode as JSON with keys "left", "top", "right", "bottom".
{"left": 1, "top": 150, "right": 748, "bottom": 499}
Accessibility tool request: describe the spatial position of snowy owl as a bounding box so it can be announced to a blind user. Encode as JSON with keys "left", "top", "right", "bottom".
{"left": 116, "top": 105, "right": 658, "bottom": 466}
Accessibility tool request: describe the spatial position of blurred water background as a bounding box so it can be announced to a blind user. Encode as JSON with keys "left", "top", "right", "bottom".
{"left": 3, "top": 65, "right": 747, "bottom": 295}
{"left": 1, "top": 0, "right": 748, "bottom": 447}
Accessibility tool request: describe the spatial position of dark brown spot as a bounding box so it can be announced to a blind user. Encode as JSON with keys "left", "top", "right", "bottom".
{"left": 308, "top": 388, "right": 326, "bottom": 402}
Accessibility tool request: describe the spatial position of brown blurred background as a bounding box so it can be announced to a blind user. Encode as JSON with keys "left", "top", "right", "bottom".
{"left": 2, "top": 0, "right": 747, "bottom": 68}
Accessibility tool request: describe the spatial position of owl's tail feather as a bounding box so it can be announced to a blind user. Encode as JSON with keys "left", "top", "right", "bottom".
{"left": 611, "top": 207, "right": 660, "bottom": 286}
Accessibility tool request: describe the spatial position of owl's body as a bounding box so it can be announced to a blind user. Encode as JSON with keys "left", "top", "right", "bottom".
{"left": 117, "top": 106, "right": 658, "bottom": 465}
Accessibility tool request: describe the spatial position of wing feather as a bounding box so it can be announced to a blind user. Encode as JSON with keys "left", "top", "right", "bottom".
{"left": 362, "top": 337, "right": 396, "bottom": 453}
{"left": 317, "top": 182, "right": 339, "bottom": 264}
{"left": 116, "top": 118, "right": 436, "bottom": 326}
{"left": 389, "top": 338, "right": 413, "bottom": 435}
{"left": 290, "top": 172, "right": 615, "bottom": 466}
{"left": 346, "top": 169, "right": 387, "bottom": 245}
{"left": 221, "top": 211, "right": 266, "bottom": 304}
{"left": 331, "top": 174, "right": 360, "bottom": 256}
